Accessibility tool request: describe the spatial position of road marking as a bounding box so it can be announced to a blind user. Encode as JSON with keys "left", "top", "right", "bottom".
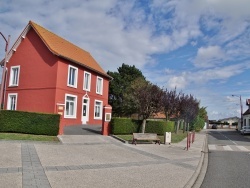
{"left": 223, "top": 145, "right": 233, "bottom": 151}
{"left": 208, "top": 145, "right": 216, "bottom": 150}
{"left": 218, "top": 132, "right": 238, "bottom": 145}
{"left": 236, "top": 146, "right": 249, "bottom": 151}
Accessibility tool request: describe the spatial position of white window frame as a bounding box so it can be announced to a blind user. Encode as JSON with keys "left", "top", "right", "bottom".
{"left": 64, "top": 94, "right": 77, "bottom": 118}
{"left": 82, "top": 97, "right": 90, "bottom": 123}
{"left": 96, "top": 76, "right": 103, "bottom": 95}
{"left": 9, "top": 65, "right": 20, "bottom": 86}
{"left": 7, "top": 93, "right": 18, "bottom": 110}
{"left": 67, "top": 65, "right": 78, "bottom": 88}
{"left": 83, "top": 71, "right": 91, "bottom": 91}
{"left": 94, "top": 100, "right": 103, "bottom": 119}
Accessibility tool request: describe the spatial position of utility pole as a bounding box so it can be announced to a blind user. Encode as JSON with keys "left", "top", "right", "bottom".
{"left": 0, "top": 32, "right": 10, "bottom": 110}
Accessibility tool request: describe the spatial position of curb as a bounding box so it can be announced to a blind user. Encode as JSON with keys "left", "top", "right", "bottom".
{"left": 110, "top": 135, "right": 129, "bottom": 144}
{"left": 184, "top": 133, "right": 208, "bottom": 188}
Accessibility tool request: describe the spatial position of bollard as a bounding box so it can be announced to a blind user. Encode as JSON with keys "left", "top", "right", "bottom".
{"left": 188, "top": 132, "right": 191, "bottom": 148}
{"left": 192, "top": 131, "right": 195, "bottom": 143}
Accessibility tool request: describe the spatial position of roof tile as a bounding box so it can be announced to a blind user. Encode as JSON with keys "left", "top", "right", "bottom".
{"left": 29, "top": 21, "right": 110, "bottom": 78}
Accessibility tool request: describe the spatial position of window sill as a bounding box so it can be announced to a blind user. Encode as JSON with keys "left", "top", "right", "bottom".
{"left": 67, "top": 84, "right": 77, "bottom": 89}
{"left": 64, "top": 116, "right": 77, "bottom": 119}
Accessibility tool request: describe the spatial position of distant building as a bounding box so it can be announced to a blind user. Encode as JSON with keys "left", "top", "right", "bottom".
{"left": 2, "top": 21, "right": 112, "bottom": 134}
{"left": 218, "top": 116, "right": 240, "bottom": 128}
{"left": 243, "top": 99, "right": 250, "bottom": 127}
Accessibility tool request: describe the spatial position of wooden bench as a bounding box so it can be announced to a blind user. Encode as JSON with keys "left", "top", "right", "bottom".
{"left": 132, "top": 133, "right": 161, "bottom": 145}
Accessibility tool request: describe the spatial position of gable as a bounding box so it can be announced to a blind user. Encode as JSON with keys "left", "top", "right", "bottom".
{"left": 3, "top": 21, "right": 112, "bottom": 80}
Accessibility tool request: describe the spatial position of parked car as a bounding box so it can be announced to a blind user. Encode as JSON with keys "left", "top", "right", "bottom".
{"left": 240, "top": 126, "right": 250, "bottom": 135}
{"left": 212, "top": 124, "right": 217, "bottom": 129}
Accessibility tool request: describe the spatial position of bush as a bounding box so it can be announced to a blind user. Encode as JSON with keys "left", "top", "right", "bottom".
{"left": 111, "top": 118, "right": 141, "bottom": 134}
{"left": 110, "top": 117, "right": 175, "bottom": 135}
{"left": 0, "top": 110, "right": 60, "bottom": 136}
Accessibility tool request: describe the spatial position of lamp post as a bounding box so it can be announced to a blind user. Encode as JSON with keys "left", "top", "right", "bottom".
{"left": 0, "top": 32, "right": 10, "bottom": 110}
{"left": 232, "top": 94, "right": 243, "bottom": 130}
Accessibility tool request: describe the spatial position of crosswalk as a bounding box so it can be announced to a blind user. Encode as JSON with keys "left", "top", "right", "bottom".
{"left": 208, "top": 144, "right": 250, "bottom": 152}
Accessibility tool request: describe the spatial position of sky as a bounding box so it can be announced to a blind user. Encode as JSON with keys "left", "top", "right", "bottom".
{"left": 0, "top": 0, "right": 250, "bottom": 120}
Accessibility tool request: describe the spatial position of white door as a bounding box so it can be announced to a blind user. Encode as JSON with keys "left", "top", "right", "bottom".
{"left": 82, "top": 97, "right": 89, "bottom": 124}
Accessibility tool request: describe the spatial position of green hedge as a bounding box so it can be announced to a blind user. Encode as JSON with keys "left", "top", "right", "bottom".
{"left": 0, "top": 110, "right": 60, "bottom": 136}
{"left": 111, "top": 117, "right": 175, "bottom": 135}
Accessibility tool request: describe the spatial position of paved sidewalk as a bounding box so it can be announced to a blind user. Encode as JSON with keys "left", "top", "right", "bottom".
{"left": 0, "top": 131, "right": 207, "bottom": 188}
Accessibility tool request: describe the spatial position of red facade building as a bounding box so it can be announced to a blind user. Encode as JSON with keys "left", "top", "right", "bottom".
{"left": 2, "top": 21, "right": 112, "bottom": 133}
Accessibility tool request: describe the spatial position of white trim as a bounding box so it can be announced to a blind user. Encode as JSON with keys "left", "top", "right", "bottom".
{"left": 56, "top": 103, "right": 65, "bottom": 106}
{"left": 96, "top": 76, "right": 103, "bottom": 95}
{"left": 94, "top": 100, "right": 103, "bottom": 119}
{"left": 7, "top": 93, "right": 18, "bottom": 110}
{"left": 82, "top": 97, "right": 90, "bottom": 123}
{"left": 64, "top": 94, "right": 77, "bottom": 118}
{"left": 67, "top": 65, "right": 78, "bottom": 88}
{"left": 105, "top": 113, "right": 112, "bottom": 122}
{"left": 9, "top": 65, "right": 20, "bottom": 87}
{"left": 83, "top": 71, "right": 91, "bottom": 91}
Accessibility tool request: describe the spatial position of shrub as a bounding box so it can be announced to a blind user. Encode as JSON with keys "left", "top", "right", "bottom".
{"left": 110, "top": 117, "right": 175, "bottom": 135}
{"left": 0, "top": 110, "right": 60, "bottom": 136}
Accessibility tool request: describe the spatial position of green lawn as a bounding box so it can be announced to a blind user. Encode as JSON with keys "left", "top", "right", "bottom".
{"left": 115, "top": 131, "right": 187, "bottom": 143}
{"left": 0, "top": 133, "right": 59, "bottom": 142}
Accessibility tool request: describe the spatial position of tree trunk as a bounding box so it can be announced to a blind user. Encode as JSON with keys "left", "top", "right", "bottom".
{"left": 141, "top": 119, "right": 147, "bottom": 133}
{"left": 176, "top": 120, "right": 180, "bottom": 134}
{"left": 183, "top": 121, "right": 186, "bottom": 133}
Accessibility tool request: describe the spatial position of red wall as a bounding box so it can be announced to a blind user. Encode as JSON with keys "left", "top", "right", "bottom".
{"left": 5, "top": 27, "right": 110, "bottom": 128}
{"left": 5, "top": 28, "right": 58, "bottom": 113}
{"left": 55, "top": 58, "right": 109, "bottom": 126}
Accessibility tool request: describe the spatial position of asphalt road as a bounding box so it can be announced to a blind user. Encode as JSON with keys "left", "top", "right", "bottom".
{"left": 201, "top": 129, "right": 250, "bottom": 188}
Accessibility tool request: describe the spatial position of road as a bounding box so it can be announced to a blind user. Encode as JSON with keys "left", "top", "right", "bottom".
{"left": 201, "top": 129, "right": 250, "bottom": 188}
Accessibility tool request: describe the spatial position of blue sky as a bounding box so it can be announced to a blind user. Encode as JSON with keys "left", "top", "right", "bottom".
{"left": 0, "top": 0, "right": 250, "bottom": 120}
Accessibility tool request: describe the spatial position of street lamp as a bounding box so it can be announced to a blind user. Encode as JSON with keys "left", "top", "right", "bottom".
{"left": 0, "top": 32, "right": 10, "bottom": 110}
{"left": 232, "top": 94, "right": 243, "bottom": 130}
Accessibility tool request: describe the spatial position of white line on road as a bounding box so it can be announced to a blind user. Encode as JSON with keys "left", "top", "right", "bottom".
{"left": 223, "top": 145, "right": 233, "bottom": 151}
{"left": 218, "top": 132, "right": 238, "bottom": 145}
{"left": 208, "top": 145, "right": 216, "bottom": 150}
{"left": 236, "top": 146, "right": 249, "bottom": 151}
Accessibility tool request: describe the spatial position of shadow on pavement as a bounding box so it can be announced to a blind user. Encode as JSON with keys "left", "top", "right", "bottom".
{"left": 63, "top": 124, "right": 102, "bottom": 135}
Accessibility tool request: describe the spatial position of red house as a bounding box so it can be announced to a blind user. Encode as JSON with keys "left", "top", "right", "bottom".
{"left": 2, "top": 21, "right": 112, "bottom": 134}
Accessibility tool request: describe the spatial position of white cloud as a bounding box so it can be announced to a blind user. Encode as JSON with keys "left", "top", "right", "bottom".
{"left": 1, "top": 0, "right": 250, "bottom": 121}
{"left": 193, "top": 46, "right": 226, "bottom": 68}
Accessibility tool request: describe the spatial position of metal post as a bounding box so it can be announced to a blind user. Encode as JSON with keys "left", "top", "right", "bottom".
{"left": 0, "top": 33, "right": 10, "bottom": 110}
{"left": 240, "top": 95, "right": 243, "bottom": 129}
{"left": 232, "top": 94, "right": 243, "bottom": 130}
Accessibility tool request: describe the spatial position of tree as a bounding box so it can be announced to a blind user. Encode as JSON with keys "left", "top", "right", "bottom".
{"left": 179, "top": 94, "right": 199, "bottom": 132}
{"left": 191, "top": 106, "right": 208, "bottom": 131}
{"left": 133, "top": 82, "right": 164, "bottom": 133}
{"left": 162, "top": 88, "right": 182, "bottom": 121}
{"left": 107, "top": 63, "right": 145, "bottom": 117}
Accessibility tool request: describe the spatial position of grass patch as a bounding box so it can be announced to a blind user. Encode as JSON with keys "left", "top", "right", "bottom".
{"left": 115, "top": 131, "right": 187, "bottom": 144}
{"left": 0, "top": 133, "right": 59, "bottom": 142}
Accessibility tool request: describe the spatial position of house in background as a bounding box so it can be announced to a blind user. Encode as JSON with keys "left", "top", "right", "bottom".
{"left": 218, "top": 116, "right": 240, "bottom": 128}
{"left": 2, "top": 21, "right": 112, "bottom": 133}
{"left": 243, "top": 99, "right": 250, "bottom": 127}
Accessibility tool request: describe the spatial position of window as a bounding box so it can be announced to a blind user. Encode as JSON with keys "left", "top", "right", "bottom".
{"left": 7, "top": 93, "right": 17, "bottom": 110}
{"left": 83, "top": 71, "right": 91, "bottom": 91}
{"left": 94, "top": 100, "right": 103, "bottom": 119}
{"left": 9, "top": 66, "right": 20, "bottom": 86}
{"left": 65, "top": 94, "right": 77, "bottom": 118}
{"left": 96, "top": 77, "right": 103, "bottom": 95}
{"left": 67, "top": 65, "right": 78, "bottom": 88}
